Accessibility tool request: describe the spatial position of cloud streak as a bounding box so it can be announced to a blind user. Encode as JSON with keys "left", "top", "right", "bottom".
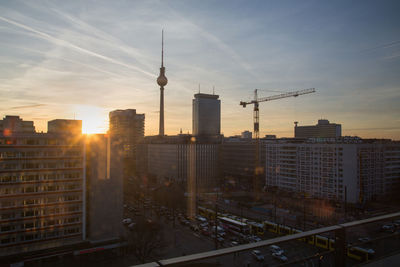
{"left": 0, "top": 15, "right": 156, "bottom": 78}
{"left": 9, "top": 103, "right": 46, "bottom": 109}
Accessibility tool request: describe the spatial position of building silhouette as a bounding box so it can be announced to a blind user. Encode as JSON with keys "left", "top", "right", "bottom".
{"left": 0, "top": 115, "right": 35, "bottom": 133}
{"left": 192, "top": 93, "right": 221, "bottom": 136}
{"left": 85, "top": 134, "right": 122, "bottom": 242}
{"left": 295, "top": 119, "right": 341, "bottom": 138}
{"left": 109, "top": 109, "right": 144, "bottom": 209}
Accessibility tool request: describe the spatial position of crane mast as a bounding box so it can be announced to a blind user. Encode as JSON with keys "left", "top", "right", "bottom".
{"left": 240, "top": 88, "right": 316, "bottom": 196}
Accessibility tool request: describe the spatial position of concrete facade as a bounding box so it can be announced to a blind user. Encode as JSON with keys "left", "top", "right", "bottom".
{"left": 265, "top": 139, "right": 400, "bottom": 203}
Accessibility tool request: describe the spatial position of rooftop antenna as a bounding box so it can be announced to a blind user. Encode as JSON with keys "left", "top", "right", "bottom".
{"left": 198, "top": 83, "right": 201, "bottom": 93}
{"left": 213, "top": 86, "right": 215, "bottom": 95}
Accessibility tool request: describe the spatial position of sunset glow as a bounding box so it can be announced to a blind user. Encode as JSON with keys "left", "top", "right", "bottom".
{"left": 74, "top": 105, "right": 108, "bottom": 134}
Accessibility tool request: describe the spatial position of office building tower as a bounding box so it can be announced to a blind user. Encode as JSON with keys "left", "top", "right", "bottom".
{"left": 85, "top": 134, "right": 122, "bottom": 242}
{"left": 294, "top": 119, "right": 341, "bottom": 138}
{"left": 0, "top": 116, "right": 85, "bottom": 257}
{"left": 109, "top": 109, "right": 144, "bottom": 207}
{"left": 192, "top": 93, "right": 221, "bottom": 136}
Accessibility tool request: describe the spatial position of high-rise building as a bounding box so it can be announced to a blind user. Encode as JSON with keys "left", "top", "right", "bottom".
{"left": 0, "top": 116, "right": 85, "bottom": 257}
{"left": 192, "top": 93, "right": 221, "bottom": 136}
{"left": 109, "top": 109, "right": 144, "bottom": 207}
{"left": 85, "top": 134, "right": 122, "bottom": 242}
{"left": 294, "top": 119, "right": 341, "bottom": 138}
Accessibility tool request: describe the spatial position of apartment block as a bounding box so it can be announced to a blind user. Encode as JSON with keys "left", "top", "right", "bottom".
{"left": 0, "top": 116, "right": 84, "bottom": 256}
{"left": 265, "top": 138, "right": 400, "bottom": 203}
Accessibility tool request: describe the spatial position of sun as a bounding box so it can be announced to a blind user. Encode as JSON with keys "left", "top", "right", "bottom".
{"left": 73, "top": 105, "right": 107, "bottom": 134}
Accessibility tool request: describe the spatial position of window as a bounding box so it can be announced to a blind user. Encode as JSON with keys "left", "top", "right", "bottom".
{"left": 1, "top": 225, "right": 15, "bottom": 232}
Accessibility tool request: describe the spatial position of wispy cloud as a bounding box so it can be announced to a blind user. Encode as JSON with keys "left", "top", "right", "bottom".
{"left": 9, "top": 103, "right": 46, "bottom": 109}
{"left": 0, "top": 15, "right": 156, "bottom": 78}
{"left": 163, "top": 3, "right": 259, "bottom": 80}
{"left": 362, "top": 40, "right": 400, "bottom": 53}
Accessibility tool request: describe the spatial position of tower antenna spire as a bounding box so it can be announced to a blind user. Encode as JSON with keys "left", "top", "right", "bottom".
{"left": 161, "top": 29, "right": 164, "bottom": 67}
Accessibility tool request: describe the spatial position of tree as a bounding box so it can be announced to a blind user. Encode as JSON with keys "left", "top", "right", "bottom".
{"left": 126, "top": 218, "right": 165, "bottom": 263}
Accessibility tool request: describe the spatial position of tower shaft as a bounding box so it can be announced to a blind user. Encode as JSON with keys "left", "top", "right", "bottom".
{"left": 159, "top": 87, "right": 164, "bottom": 136}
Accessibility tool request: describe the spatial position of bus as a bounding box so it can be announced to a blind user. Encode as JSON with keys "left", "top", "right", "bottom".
{"left": 198, "top": 206, "right": 216, "bottom": 220}
{"left": 264, "top": 221, "right": 278, "bottom": 233}
{"left": 347, "top": 247, "right": 375, "bottom": 261}
{"left": 219, "top": 216, "right": 250, "bottom": 235}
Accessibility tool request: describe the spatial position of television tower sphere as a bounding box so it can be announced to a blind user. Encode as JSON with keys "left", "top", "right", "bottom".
{"left": 157, "top": 71, "right": 168, "bottom": 87}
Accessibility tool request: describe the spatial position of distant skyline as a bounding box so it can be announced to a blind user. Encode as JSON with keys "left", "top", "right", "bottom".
{"left": 1, "top": 0, "right": 399, "bottom": 139}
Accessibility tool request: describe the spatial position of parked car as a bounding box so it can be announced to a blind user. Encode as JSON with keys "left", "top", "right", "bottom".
{"left": 201, "top": 229, "right": 210, "bottom": 236}
{"left": 200, "top": 222, "right": 208, "bottom": 228}
{"left": 270, "top": 245, "right": 284, "bottom": 254}
{"left": 272, "top": 252, "right": 288, "bottom": 262}
{"left": 230, "top": 241, "right": 239, "bottom": 246}
{"left": 251, "top": 250, "right": 264, "bottom": 261}
{"left": 196, "top": 216, "right": 207, "bottom": 223}
{"left": 358, "top": 237, "right": 371, "bottom": 243}
{"left": 190, "top": 224, "right": 199, "bottom": 231}
{"left": 128, "top": 222, "right": 136, "bottom": 229}
{"left": 382, "top": 224, "right": 395, "bottom": 232}
{"left": 122, "top": 218, "right": 132, "bottom": 224}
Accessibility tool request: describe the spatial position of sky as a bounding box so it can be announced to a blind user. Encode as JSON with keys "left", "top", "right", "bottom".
{"left": 0, "top": 0, "right": 399, "bottom": 139}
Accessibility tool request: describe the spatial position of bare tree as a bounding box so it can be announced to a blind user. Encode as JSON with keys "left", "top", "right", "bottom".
{"left": 126, "top": 218, "right": 165, "bottom": 263}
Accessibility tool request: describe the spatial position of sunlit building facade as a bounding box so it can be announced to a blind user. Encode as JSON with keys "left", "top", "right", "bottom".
{"left": 0, "top": 116, "right": 85, "bottom": 257}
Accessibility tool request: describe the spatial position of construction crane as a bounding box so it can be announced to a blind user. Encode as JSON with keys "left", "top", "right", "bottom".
{"left": 240, "top": 88, "right": 316, "bottom": 195}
